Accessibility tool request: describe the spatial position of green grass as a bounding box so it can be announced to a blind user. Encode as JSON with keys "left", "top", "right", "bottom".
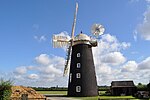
{"left": 37, "top": 91, "right": 140, "bottom": 100}
{"left": 99, "top": 91, "right": 106, "bottom": 95}
{"left": 38, "top": 91, "right": 106, "bottom": 95}
{"left": 72, "top": 96, "right": 139, "bottom": 100}
{"left": 72, "top": 96, "right": 99, "bottom": 100}
{"left": 100, "top": 96, "right": 136, "bottom": 99}
{"left": 37, "top": 91, "right": 67, "bottom": 95}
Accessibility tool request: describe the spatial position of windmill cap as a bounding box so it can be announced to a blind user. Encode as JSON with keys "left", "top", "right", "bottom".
{"left": 74, "top": 33, "right": 90, "bottom": 41}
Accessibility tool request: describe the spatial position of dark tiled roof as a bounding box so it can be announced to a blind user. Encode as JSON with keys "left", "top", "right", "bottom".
{"left": 111, "top": 81, "right": 135, "bottom": 88}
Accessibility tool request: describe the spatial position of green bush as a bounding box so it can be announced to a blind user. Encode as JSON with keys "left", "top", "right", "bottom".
{"left": 136, "top": 83, "right": 147, "bottom": 91}
{"left": 0, "top": 78, "right": 12, "bottom": 100}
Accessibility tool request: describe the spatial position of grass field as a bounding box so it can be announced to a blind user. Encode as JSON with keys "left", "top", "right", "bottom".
{"left": 38, "top": 91, "right": 105, "bottom": 95}
{"left": 72, "top": 96, "right": 99, "bottom": 100}
{"left": 37, "top": 91, "right": 140, "bottom": 100}
{"left": 72, "top": 96, "right": 139, "bottom": 100}
{"left": 37, "top": 91, "right": 67, "bottom": 95}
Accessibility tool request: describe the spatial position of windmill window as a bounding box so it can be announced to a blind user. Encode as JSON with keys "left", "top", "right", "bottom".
{"left": 76, "top": 86, "right": 81, "bottom": 92}
{"left": 77, "top": 53, "right": 80, "bottom": 57}
{"left": 76, "top": 73, "right": 81, "bottom": 78}
{"left": 69, "top": 73, "right": 72, "bottom": 83}
{"left": 77, "top": 63, "right": 81, "bottom": 68}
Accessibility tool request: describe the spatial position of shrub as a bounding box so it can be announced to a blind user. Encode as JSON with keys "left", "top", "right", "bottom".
{"left": 0, "top": 78, "right": 12, "bottom": 100}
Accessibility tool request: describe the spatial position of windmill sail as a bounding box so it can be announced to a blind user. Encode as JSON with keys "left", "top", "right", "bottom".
{"left": 63, "top": 45, "right": 72, "bottom": 76}
{"left": 71, "top": 2, "right": 78, "bottom": 39}
{"left": 63, "top": 3, "right": 78, "bottom": 76}
{"left": 52, "top": 35, "right": 69, "bottom": 48}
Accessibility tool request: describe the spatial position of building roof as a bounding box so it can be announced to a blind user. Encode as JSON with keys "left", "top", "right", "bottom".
{"left": 74, "top": 33, "right": 90, "bottom": 41}
{"left": 111, "top": 81, "right": 135, "bottom": 88}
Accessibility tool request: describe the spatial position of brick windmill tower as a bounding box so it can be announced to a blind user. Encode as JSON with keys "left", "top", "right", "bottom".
{"left": 52, "top": 3, "right": 105, "bottom": 97}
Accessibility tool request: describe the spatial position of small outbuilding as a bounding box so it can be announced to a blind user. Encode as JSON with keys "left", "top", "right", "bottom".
{"left": 111, "top": 81, "right": 137, "bottom": 96}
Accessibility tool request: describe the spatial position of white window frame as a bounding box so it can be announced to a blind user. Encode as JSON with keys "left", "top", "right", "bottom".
{"left": 76, "top": 86, "right": 81, "bottom": 92}
{"left": 69, "top": 73, "right": 72, "bottom": 83}
{"left": 77, "top": 63, "right": 81, "bottom": 68}
{"left": 77, "top": 53, "right": 80, "bottom": 57}
{"left": 76, "top": 73, "right": 81, "bottom": 78}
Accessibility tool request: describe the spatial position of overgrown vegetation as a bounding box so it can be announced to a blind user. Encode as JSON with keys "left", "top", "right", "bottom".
{"left": 0, "top": 78, "right": 13, "bottom": 100}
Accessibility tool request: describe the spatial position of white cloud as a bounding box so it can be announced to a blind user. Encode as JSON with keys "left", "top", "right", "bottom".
{"left": 146, "top": 0, "right": 150, "bottom": 3}
{"left": 129, "top": 0, "right": 150, "bottom": 3}
{"left": 12, "top": 54, "right": 66, "bottom": 87}
{"left": 133, "top": 30, "right": 138, "bottom": 41}
{"left": 14, "top": 66, "right": 27, "bottom": 75}
{"left": 34, "top": 35, "right": 46, "bottom": 42}
{"left": 50, "top": 56, "right": 65, "bottom": 69}
{"left": 96, "top": 64, "right": 112, "bottom": 74}
{"left": 115, "top": 57, "right": 150, "bottom": 85}
{"left": 121, "top": 61, "right": 137, "bottom": 72}
{"left": 93, "top": 34, "right": 130, "bottom": 56}
{"left": 54, "top": 31, "right": 71, "bottom": 40}
{"left": 14, "top": 75, "right": 23, "bottom": 80}
{"left": 101, "top": 52, "right": 126, "bottom": 66}
{"left": 134, "top": 0, "right": 150, "bottom": 41}
{"left": 92, "top": 34, "right": 130, "bottom": 85}
{"left": 39, "top": 65, "right": 62, "bottom": 75}
{"left": 26, "top": 66, "right": 35, "bottom": 70}
{"left": 27, "top": 74, "right": 39, "bottom": 79}
{"left": 92, "top": 33, "right": 148, "bottom": 86}
{"left": 138, "top": 7, "right": 150, "bottom": 40}
{"left": 101, "top": 34, "right": 117, "bottom": 43}
{"left": 35, "top": 54, "right": 50, "bottom": 65}
{"left": 11, "top": 33, "right": 150, "bottom": 86}
{"left": 138, "top": 57, "right": 150, "bottom": 69}
{"left": 40, "top": 36, "right": 46, "bottom": 41}
{"left": 120, "top": 42, "right": 131, "bottom": 49}
{"left": 129, "top": 0, "right": 139, "bottom": 3}
{"left": 93, "top": 34, "right": 128, "bottom": 67}
{"left": 34, "top": 54, "right": 65, "bottom": 76}
{"left": 40, "top": 74, "right": 55, "bottom": 80}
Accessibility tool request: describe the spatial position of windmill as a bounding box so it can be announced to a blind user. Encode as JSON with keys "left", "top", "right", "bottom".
{"left": 52, "top": 3, "right": 105, "bottom": 97}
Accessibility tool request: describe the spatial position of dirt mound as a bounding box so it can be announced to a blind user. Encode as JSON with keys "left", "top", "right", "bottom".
{"left": 11, "top": 86, "right": 46, "bottom": 99}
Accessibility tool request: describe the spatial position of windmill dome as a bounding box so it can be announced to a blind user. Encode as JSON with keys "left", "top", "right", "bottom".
{"left": 74, "top": 33, "right": 90, "bottom": 41}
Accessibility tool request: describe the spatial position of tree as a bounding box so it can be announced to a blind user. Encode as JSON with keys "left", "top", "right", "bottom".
{"left": 147, "top": 82, "right": 150, "bottom": 92}
{"left": 0, "top": 78, "right": 13, "bottom": 100}
{"left": 137, "top": 83, "right": 147, "bottom": 91}
{"left": 138, "top": 83, "right": 142, "bottom": 86}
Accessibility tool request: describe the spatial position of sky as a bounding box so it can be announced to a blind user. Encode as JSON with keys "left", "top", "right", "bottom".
{"left": 0, "top": 0, "right": 150, "bottom": 87}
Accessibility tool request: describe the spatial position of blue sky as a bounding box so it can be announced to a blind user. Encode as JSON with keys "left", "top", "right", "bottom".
{"left": 0, "top": 0, "right": 150, "bottom": 87}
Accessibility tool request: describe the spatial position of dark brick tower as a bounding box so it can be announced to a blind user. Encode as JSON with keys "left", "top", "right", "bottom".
{"left": 67, "top": 33, "right": 98, "bottom": 97}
